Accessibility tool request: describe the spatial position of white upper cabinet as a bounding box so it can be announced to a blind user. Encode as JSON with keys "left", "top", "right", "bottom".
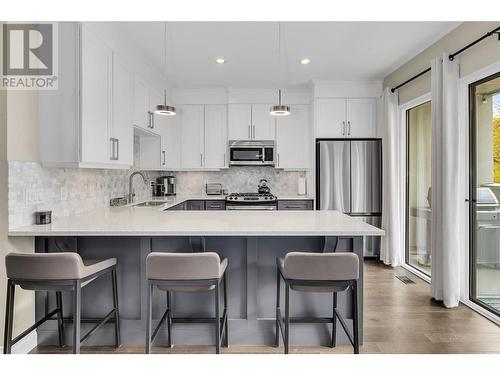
{"left": 179, "top": 105, "right": 205, "bottom": 168}
{"left": 228, "top": 104, "right": 275, "bottom": 141}
{"left": 315, "top": 98, "right": 346, "bottom": 138}
{"left": 80, "top": 25, "right": 112, "bottom": 165}
{"left": 149, "top": 88, "right": 164, "bottom": 135}
{"left": 228, "top": 104, "right": 252, "bottom": 140}
{"left": 162, "top": 115, "right": 181, "bottom": 170}
{"left": 133, "top": 76, "right": 150, "bottom": 131}
{"left": 315, "top": 97, "right": 377, "bottom": 138}
{"left": 252, "top": 104, "right": 276, "bottom": 140}
{"left": 133, "top": 77, "right": 161, "bottom": 135}
{"left": 204, "top": 105, "right": 228, "bottom": 169}
{"left": 111, "top": 53, "right": 134, "bottom": 167}
{"left": 39, "top": 23, "right": 134, "bottom": 169}
{"left": 346, "top": 98, "right": 377, "bottom": 138}
{"left": 276, "top": 105, "right": 310, "bottom": 169}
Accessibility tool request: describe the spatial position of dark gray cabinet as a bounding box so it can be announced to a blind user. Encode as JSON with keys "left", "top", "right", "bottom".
{"left": 205, "top": 200, "right": 226, "bottom": 210}
{"left": 185, "top": 200, "right": 206, "bottom": 210}
{"left": 277, "top": 199, "right": 314, "bottom": 210}
{"left": 168, "top": 202, "right": 186, "bottom": 210}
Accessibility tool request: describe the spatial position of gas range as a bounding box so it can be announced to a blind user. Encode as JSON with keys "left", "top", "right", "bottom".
{"left": 225, "top": 193, "right": 277, "bottom": 210}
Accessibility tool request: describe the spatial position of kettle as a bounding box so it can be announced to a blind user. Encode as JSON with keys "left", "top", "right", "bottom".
{"left": 258, "top": 179, "right": 271, "bottom": 194}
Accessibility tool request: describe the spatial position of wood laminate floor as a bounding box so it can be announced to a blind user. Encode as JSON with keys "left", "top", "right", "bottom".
{"left": 32, "top": 260, "right": 500, "bottom": 354}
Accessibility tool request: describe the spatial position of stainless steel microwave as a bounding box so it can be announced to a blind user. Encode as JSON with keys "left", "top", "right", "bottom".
{"left": 229, "top": 140, "right": 275, "bottom": 166}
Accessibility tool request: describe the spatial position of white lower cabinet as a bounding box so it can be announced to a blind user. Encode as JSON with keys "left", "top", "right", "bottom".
{"left": 276, "top": 105, "right": 310, "bottom": 169}
{"left": 38, "top": 22, "right": 134, "bottom": 169}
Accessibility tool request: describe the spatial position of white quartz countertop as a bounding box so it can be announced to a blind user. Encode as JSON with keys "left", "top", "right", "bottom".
{"left": 8, "top": 205, "right": 385, "bottom": 237}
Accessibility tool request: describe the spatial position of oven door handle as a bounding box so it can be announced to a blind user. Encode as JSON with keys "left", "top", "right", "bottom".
{"left": 226, "top": 205, "right": 276, "bottom": 210}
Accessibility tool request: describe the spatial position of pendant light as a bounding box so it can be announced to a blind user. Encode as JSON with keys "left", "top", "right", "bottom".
{"left": 270, "top": 89, "right": 290, "bottom": 116}
{"left": 270, "top": 22, "right": 290, "bottom": 116}
{"left": 156, "top": 22, "right": 176, "bottom": 116}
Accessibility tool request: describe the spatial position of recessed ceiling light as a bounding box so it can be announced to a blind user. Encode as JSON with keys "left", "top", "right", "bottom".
{"left": 299, "top": 58, "right": 311, "bottom": 65}
{"left": 215, "top": 58, "right": 225, "bottom": 64}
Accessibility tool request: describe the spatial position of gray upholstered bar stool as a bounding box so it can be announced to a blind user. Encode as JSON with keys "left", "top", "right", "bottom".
{"left": 275, "top": 252, "right": 360, "bottom": 354}
{"left": 3, "top": 252, "right": 120, "bottom": 354}
{"left": 145, "top": 252, "right": 228, "bottom": 354}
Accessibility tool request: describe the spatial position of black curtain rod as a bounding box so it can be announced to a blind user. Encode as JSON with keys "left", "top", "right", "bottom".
{"left": 391, "top": 25, "right": 500, "bottom": 93}
{"left": 449, "top": 26, "right": 500, "bottom": 61}
{"left": 390, "top": 67, "right": 431, "bottom": 93}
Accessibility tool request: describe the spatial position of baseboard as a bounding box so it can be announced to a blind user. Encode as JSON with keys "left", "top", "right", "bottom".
{"left": 0, "top": 330, "right": 37, "bottom": 354}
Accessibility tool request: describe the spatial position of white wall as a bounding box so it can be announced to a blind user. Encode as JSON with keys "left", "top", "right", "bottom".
{"left": 383, "top": 22, "right": 500, "bottom": 104}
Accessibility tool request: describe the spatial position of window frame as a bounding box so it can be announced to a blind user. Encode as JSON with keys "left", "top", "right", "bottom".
{"left": 399, "top": 93, "right": 432, "bottom": 283}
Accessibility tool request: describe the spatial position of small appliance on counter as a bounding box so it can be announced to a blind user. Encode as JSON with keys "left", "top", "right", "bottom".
{"left": 35, "top": 211, "right": 52, "bottom": 225}
{"left": 155, "top": 176, "right": 176, "bottom": 197}
{"left": 206, "top": 183, "right": 223, "bottom": 195}
{"left": 258, "top": 179, "right": 271, "bottom": 194}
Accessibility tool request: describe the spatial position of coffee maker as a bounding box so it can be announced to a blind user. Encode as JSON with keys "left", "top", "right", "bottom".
{"left": 155, "top": 176, "right": 176, "bottom": 196}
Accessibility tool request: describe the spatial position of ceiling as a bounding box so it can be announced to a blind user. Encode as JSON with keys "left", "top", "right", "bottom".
{"left": 115, "top": 21, "right": 461, "bottom": 88}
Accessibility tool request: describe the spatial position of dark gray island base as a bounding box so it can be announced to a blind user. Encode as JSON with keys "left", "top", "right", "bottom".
{"left": 34, "top": 235, "right": 364, "bottom": 348}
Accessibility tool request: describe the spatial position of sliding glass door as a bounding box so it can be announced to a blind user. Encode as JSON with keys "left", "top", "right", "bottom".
{"left": 470, "top": 72, "right": 500, "bottom": 316}
{"left": 406, "top": 101, "right": 432, "bottom": 276}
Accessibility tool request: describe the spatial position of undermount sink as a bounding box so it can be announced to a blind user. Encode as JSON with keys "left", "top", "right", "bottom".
{"left": 134, "top": 201, "right": 167, "bottom": 207}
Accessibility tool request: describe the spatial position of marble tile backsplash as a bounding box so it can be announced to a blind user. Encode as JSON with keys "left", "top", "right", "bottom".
{"left": 168, "top": 167, "right": 307, "bottom": 196}
{"left": 8, "top": 161, "right": 158, "bottom": 229}
{"left": 8, "top": 134, "right": 308, "bottom": 229}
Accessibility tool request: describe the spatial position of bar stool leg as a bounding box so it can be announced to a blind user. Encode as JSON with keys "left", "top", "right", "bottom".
{"left": 166, "top": 291, "right": 172, "bottom": 348}
{"left": 215, "top": 282, "right": 220, "bottom": 354}
{"left": 56, "top": 291, "right": 65, "bottom": 347}
{"left": 111, "top": 267, "right": 121, "bottom": 348}
{"left": 352, "top": 282, "right": 359, "bottom": 354}
{"left": 284, "top": 283, "right": 290, "bottom": 354}
{"left": 3, "top": 280, "right": 15, "bottom": 354}
{"left": 72, "top": 280, "right": 81, "bottom": 354}
{"left": 223, "top": 272, "right": 228, "bottom": 348}
{"left": 331, "top": 292, "right": 337, "bottom": 348}
{"left": 275, "top": 267, "right": 281, "bottom": 348}
{"left": 145, "top": 282, "right": 153, "bottom": 354}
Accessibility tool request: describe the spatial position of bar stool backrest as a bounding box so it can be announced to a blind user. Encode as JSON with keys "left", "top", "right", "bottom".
{"left": 5, "top": 252, "right": 84, "bottom": 280}
{"left": 146, "top": 252, "right": 222, "bottom": 280}
{"left": 283, "top": 252, "right": 359, "bottom": 281}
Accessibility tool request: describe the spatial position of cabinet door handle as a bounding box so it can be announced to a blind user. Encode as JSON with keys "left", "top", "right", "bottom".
{"left": 151, "top": 113, "right": 155, "bottom": 129}
{"left": 348, "top": 121, "right": 351, "bottom": 135}
{"left": 252, "top": 125, "right": 255, "bottom": 139}
{"left": 162, "top": 151, "right": 166, "bottom": 166}
{"left": 109, "top": 138, "right": 115, "bottom": 160}
{"left": 248, "top": 125, "right": 251, "bottom": 139}
{"left": 200, "top": 153, "right": 203, "bottom": 167}
{"left": 147, "top": 112, "right": 153, "bottom": 128}
{"left": 277, "top": 153, "right": 280, "bottom": 167}
{"left": 116, "top": 139, "right": 119, "bottom": 160}
{"left": 223, "top": 153, "right": 226, "bottom": 166}
{"left": 342, "top": 121, "right": 345, "bottom": 136}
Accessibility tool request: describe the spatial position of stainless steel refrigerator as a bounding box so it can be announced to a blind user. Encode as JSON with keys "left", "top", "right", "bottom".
{"left": 316, "top": 139, "right": 382, "bottom": 257}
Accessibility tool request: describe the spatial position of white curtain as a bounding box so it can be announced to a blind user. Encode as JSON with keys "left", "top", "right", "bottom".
{"left": 380, "top": 88, "right": 403, "bottom": 267}
{"left": 430, "top": 53, "right": 462, "bottom": 308}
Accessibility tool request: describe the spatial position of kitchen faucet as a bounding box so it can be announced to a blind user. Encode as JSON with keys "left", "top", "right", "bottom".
{"left": 128, "top": 170, "right": 148, "bottom": 204}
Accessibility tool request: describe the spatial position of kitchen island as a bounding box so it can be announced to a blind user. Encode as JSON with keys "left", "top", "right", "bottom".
{"left": 9, "top": 206, "right": 384, "bottom": 348}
